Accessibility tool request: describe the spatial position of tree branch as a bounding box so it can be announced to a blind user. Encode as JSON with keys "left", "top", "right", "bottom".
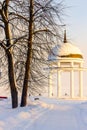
{"left": 0, "top": 24, "right": 5, "bottom": 29}
{"left": 0, "top": 40, "right": 7, "bottom": 50}
{"left": 13, "top": 35, "right": 27, "bottom": 45}
{"left": 9, "top": 12, "right": 29, "bottom": 22}
{"left": 7, "top": 34, "right": 27, "bottom": 50}
{"left": 33, "top": 28, "right": 48, "bottom": 35}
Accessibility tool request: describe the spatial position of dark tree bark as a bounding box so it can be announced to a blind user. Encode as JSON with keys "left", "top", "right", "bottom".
{"left": 0, "top": 0, "right": 18, "bottom": 108}
{"left": 20, "top": 0, "right": 33, "bottom": 107}
{"left": 6, "top": 50, "right": 18, "bottom": 108}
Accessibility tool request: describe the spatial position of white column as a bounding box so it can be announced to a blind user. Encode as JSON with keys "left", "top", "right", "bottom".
{"left": 70, "top": 62, "right": 74, "bottom": 98}
{"left": 79, "top": 62, "right": 83, "bottom": 98}
{"left": 57, "top": 62, "right": 61, "bottom": 98}
{"left": 48, "top": 70, "right": 53, "bottom": 97}
{"left": 57, "top": 70, "right": 61, "bottom": 98}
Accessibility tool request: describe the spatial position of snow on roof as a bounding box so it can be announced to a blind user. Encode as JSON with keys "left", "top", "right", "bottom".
{"left": 48, "top": 42, "right": 83, "bottom": 60}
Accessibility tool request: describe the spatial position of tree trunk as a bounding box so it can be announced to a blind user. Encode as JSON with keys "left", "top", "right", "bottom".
{"left": 20, "top": 48, "right": 32, "bottom": 106}
{"left": 0, "top": 1, "right": 18, "bottom": 108}
{"left": 20, "top": 0, "right": 33, "bottom": 107}
{"left": 6, "top": 50, "right": 18, "bottom": 108}
{"left": 4, "top": 20, "right": 18, "bottom": 108}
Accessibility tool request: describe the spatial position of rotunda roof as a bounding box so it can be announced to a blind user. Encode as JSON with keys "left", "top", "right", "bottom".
{"left": 48, "top": 42, "right": 83, "bottom": 61}
{"left": 48, "top": 30, "right": 83, "bottom": 61}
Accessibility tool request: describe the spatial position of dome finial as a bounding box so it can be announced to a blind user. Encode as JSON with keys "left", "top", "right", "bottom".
{"left": 64, "top": 29, "right": 67, "bottom": 43}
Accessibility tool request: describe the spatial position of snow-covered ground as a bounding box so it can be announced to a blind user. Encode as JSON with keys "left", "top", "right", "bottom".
{"left": 0, "top": 96, "right": 87, "bottom": 130}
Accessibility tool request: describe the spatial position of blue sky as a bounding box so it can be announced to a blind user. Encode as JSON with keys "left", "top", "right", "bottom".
{"left": 63, "top": 0, "right": 87, "bottom": 64}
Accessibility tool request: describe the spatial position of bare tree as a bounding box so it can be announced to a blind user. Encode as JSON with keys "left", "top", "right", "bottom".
{"left": 0, "top": 0, "right": 65, "bottom": 108}
{"left": 20, "top": 0, "right": 65, "bottom": 106}
{"left": 0, "top": 0, "right": 18, "bottom": 108}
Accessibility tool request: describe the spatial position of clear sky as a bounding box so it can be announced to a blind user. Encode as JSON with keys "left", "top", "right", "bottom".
{"left": 63, "top": 0, "right": 87, "bottom": 65}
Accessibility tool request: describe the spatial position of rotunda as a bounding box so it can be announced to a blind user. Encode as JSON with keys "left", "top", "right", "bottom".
{"left": 48, "top": 30, "right": 84, "bottom": 99}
